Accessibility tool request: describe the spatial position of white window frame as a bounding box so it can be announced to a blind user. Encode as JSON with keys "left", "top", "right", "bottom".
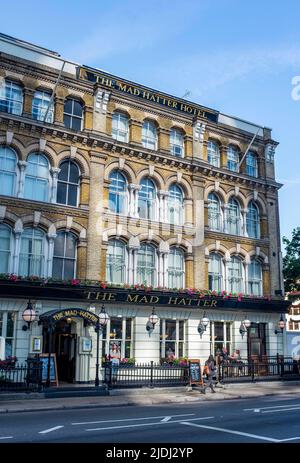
{"left": 0, "top": 80, "right": 23, "bottom": 115}
{"left": 208, "top": 192, "right": 222, "bottom": 231}
{"left": 52, "top": 231, "right": 77, "bottom": 280}
{"left": 246, "top": 201, "right": 260, "bottom": 239}
{"left": 247, "top": 259, "right": 263, "bottom": 296}
{"left": 142, "top": 120, "right": 157, "bottom": 150}
{"left": 106, "top": 239, "right": 127, "bottom": 285}
{"left": 64, "top": 98, "right": 83, "bottom": 131}
{"left": 0, "top": 311, "right": 17, "bottom": 358}
{"left": 18, "top": 228, "right": 47, "bottom": 277}
{"left": 138, "top": 178, "right": 157, "bottom": 220}
{"left": 102, "top": 317, "right": 133, "bottom": 360}
{"left": 207, "top": 140, "right": 220, "bottom": 167}
{"left": 168, "top": 184, "right": 184, "bottom": 225}
{"left": 108, "top": 170, "right": 128, "bottom": 215}
{"left": 112, "top": 112, "right": 129, "bottom": 143}
{"left": 170, "top": 129, "right": 184, "bottom": 157}
{"left": 210, "top": 321, "right": 232, "bottom": 356}
{"left": 208, "top": 253, "right": 223, "bottom": 292}
{"left": 0, "top": 146, "right": 17, "bottom": 197}
{"left": 227, "top": 256, "right": 244, "bottom": 293}
{"left": 226, "top": 198, "right": 241, "bottom": 235}
{"left": 24, "top": 153, "right": 51, "bottom": 202}
{"left": 32, "top": 90, "right": 54, "bottom": 123}
{"left": 160, "top": 319, "right": 186, "bottom": 360}
{"left": 227, "top": 145, "right": 239, "bottom": 172}
{"left": 167, "top": 247, "right": 185, "bottom": 289}
{"left": 246, "top": 151, "right": 258, "bottom": 177}
{"left": 0, "top": 223, "right": 13, "bottom": 274}
{"left": 136, "top": 243, "right": 157, "bottom": 286}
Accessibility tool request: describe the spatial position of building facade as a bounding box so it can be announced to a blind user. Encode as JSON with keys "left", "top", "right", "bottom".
{"left": 0, "top": 33, "right": 289, "bottom": 383}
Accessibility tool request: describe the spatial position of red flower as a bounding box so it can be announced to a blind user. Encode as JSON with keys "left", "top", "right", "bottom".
{"left": 100, "top": 282, "right": 107, "bottom": 289}
{"left": 71, "top": 279, "right": 80, "bottom": 286}
{"left": 9, "top": 274, "right": 17, "bottom": 282}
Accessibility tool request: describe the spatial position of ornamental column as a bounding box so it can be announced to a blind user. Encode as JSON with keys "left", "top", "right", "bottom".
{"left": 192, "top": 120, "right": 206, "bottom": 160}
{"left": 47, "top": 234, "right": 56, "bottom": 278}
{"left": 184, "top": 198, "right": 193, "bottom": 227}
{"left": 50, "top": 167, "right": 61, "bottom": 203}
{"left": 12, "top": 230, "right": 22, "bottom": 274}
{"left": 241, "top": 208, "right": 248, "bottom": 237}
{"left": 17, "top": 161, "right": 27, "bottom": 198}
{"left": 79, "top": 176, "right": 90, "bottom": 209}
{"left": 128, "top": 248, "right": 134, "bottom": 285}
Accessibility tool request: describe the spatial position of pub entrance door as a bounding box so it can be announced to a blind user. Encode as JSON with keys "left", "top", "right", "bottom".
{"left": 43, "top": 320, "right": 77, "bottom": 383}
{"left": 247, "top": 323, "right": 267, "bottom": 359}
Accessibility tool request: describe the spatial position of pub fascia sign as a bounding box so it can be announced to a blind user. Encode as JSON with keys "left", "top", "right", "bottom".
{"left": 78, "top": 67, "right": 219, "bottom": 123}
{"left": 85, "top": 291, "right": 218, "bottom": 307}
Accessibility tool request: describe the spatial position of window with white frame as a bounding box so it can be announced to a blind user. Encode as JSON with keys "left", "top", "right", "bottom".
{"left": 0, "top": 146, "right": 17, "bottom": 197}
{"left": 52, "top": 231, "right": 77, "bottom": 280}
{"left": 246, "top": 151, "right": 258, "bottom": 177}
{"left": 112, "top": 112, "right": 129, "bottom": 143}
{"left": 32, "top": 90, "right": 54, "bottom": 123}
{"left": 136, "top": 243, "right": 156, "bottom": 286}
{"left": 168, "top": 184, "right": 184, "bottom": 225}
{"left": 142, "top": 120, "right": 157, "bottom": 150}
{"left": 106, "top": 239, "right": 127, "bottom": 285}
{"left": 138, "top": 178, "right": 156, "bottom": 220}
{"left": 64, "top": 98, "right": 83, "bottom": 131}
{"left": 102, "top": 317, "right": 132, "bottom": 361}
{"left": 160, "top": 319, "right": 185, "bottom": 360}
{"left": 210, "top": 321, "right": 232, "bottom": 357}
{"left": 170, "top": 128, "right": 184, "bottom": 157}
{"left": 0, "top": 311, "right": 16, "bottom": 358}
{"left": 248, "top": 259, "right": 262, "bottom": 296}
{"left": 208, "top": 253, "right": 223, "bottom": 292}
{"left": 0, "top": 224, "right": 12, "bottom": 273}
{"left": 227, "top": 198, "right": 241, "bottom": 235}
{"left": 24, "top": 153, "right": 50, "bottom": 202}
{"left": 227, "top": 256, "right": 243, "bottom": 293}
{"left": 227, "top": 145, "right": 239, "bottom": 172}
{"left": 168, "top": 247, "right": 185, "bottom": 289}
{"left": 108, "top": 170, "right": 127, "bottom": 214}
{"left": 207, "top": 140, "right": 220, "bottom": 167}
{"left": 246, "top": 201, "right": 260, "bottom": 238}
{"left": 208, "top": 192, "right": 222, "bottom": 231}
{"left": 57, "top": 160, "right": 80, "bottom": 207}
{"left": 0, "top": 80, "right": 23, "bottom": 115}
{"left": 19, "top": 228, "right": 45, "bottom": 277}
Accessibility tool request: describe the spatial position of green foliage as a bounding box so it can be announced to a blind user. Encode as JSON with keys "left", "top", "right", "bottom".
{"left": 283, "top": 227, "right": 300, "bottom": 292}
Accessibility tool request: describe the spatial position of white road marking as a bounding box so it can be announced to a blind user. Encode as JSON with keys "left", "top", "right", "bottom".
{"left": 244, "top": 403, "right": 300, "bottom": 411}
{"left": 181, "top": 422, "right": 300, "bottom": 443}
{"left": 161, "top": 417, "right": 171, "bottom": 422}
{"left": 39, "top": 426, "right": 64, "bottom": 434}
{"left": 262, "top": 406, "right": 300, "bottom": 414}
{"left": 86, "top": 416, "right": 214, "bottom": 432}
{"left": 181, "top": 422, "right": 280, "bottom": 442}
{"left": 254, "top": 409, "right": 260, "bottom": 412}
{"left": 72, "top": 413, "right": 195, "bottom": 425}
{"left": 0, "top": 437, "right": 13, "bottom": 440}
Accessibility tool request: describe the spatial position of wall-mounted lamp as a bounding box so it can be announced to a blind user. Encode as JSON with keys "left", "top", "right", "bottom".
{"left": 239, "top": 317, "right": 251, "bottom": 339}
{"left": 197, "top": 311, "right": 209, "bottom": 338}
{"left": 274, "top": 313, "right": 285, "bottom": 335}
{"left": 146, "top": 307, "right": 159, "bottom": 335}
{"left": 22, "top": 300, "right": 36, "bottom": 331}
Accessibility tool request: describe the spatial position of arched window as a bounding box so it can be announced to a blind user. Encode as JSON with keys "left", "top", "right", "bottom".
{"left": 136, "top": 243, "right": 156, "bottom": 286}
{"left": 32, "top": 90, "right": 54, "bottom": 123}
{"left": 227, "top": 256, "right": 243, "bottom": 293}
{"left": 57, "top": 160, "right": 80, "bottom": 207}
{"left": 246, "top": 201, "right": 260, "bottom": 238}
{"left": 0, "top": 146, "right": 17, "bottom": 196}
{"left": 246, "top": 151, "right": 258, "bottom": 177}
{"left": 0, "top": 80, "right": 23, "bottom": 115}
{"left": 248, "top": 259, "right": 262, "bottom": 296}
{"left": 52, "top": 231, "right": 77, "bottom": 280}
{"left": 227, "top": 145, "right": 239, "bottom": 172}
{"left": 142, "top": 120, "right": 157, "bottom": 150}
{"left": 109, "top": 170, "right": 127, "bottom": 214}
{"left": 208, "top": 193, "right": 221, "bottom": 231}
{"left": 168, "top": 247, "right": 185, "bottom": 288}
{"left": 207, "top": 140, "right": 220, "bottom": 167}
{"left": 208, "top": 253, "right": 223, "bottom": 291}
{"left": 112, "top": 112, "right": 129, "bottom": 143}
{"left": 64, "top": 98, "right": 83, "bottom": 131}
{"left": 24, "top": 153, "right": 50, "bottom": 202}
{"left": 106, "top": 239, "right": 126, "bottom": 284}
{"left": 19, "top": 228, "right": 45, "bottom": 277}
{"left": 138, "top": 178, "right": 156, "bottom": 220}
{"left": 168, "top": 184, "right": 184, "bottom": 225}
{"left": 170, "top": 128, "right": 184, "bottom": 157}
{"left": 0, "top": 224, "right": 12, "bottom": 273}
{"left": 227, "top": 198, "right": 241, "bottom": 235}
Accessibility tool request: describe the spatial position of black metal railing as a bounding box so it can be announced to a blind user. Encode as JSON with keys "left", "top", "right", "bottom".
{"left": 0, "top": 359, "right": 43, "bottom": 392}
{"left": 219, "top": 356, "right": 300, "bottom": 383}
{"left": 103, "top": 361, "right": 189, "bottom": 388}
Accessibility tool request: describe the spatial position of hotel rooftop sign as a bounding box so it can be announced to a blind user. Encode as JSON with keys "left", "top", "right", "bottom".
{"left": 78, "top": 67, "right": 219, "bottom": 123}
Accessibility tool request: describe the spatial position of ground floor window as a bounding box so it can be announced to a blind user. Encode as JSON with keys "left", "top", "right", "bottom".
{"left": 102, "top": 317, "right": 133, "bottom": 361}
{"left": 160, "top": 319, "right": 185, "bottom": 361}
{"left": 0, "top": 311, "right": 16, "bottom": 358}
{"left": 210, "top": 321, "right": 232, "bottom": 357}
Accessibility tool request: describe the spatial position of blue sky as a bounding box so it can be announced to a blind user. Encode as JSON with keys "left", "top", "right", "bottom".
{"left": 2, "top": 0, "right": 300, "bottom": 244}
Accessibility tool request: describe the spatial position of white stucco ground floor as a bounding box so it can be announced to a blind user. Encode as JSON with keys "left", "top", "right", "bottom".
{"left": 0, "top": 295, "right": 288, "bottom": 384}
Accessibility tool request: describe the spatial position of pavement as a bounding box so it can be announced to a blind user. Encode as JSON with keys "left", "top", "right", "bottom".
{"left": 0, "top": 380, "right": 300, "bottom": 414}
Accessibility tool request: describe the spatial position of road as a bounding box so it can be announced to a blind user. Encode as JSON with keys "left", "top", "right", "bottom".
{"left": 1, "top": 395, "right": 300, "bottom": 443}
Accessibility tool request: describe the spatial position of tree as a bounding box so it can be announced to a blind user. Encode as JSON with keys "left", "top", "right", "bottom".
{"left": 283, "top": 227, "right": 300, "bottom": 292}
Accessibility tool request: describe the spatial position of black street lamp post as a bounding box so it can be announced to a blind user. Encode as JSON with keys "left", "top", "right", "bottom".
{"left": 95, "top": 305, "right": 109, "bottom": 387}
